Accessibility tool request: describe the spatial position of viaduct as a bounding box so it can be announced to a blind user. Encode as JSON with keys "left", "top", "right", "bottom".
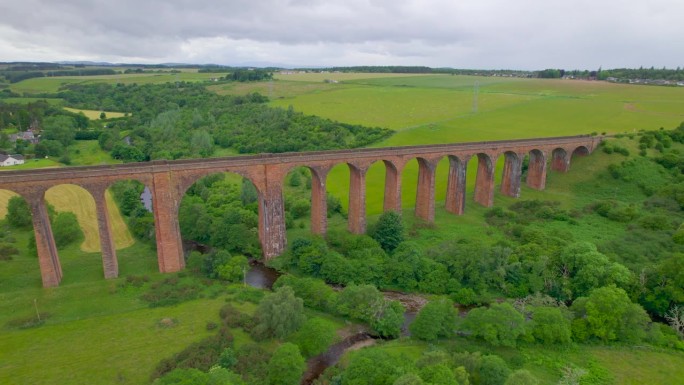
{"left": 0, "top": 135, "right": 601, "bottom": 287}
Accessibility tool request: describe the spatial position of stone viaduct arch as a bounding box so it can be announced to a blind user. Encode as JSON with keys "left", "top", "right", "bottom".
{"left": 0, "top": 135, "right": 601, "bottom": 287}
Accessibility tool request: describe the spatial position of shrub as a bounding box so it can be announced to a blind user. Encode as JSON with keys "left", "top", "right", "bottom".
{"left": 0, "top": 243, "right": 19, "bottom": 260}
{"left": 251, "top": 286, "right": 306, "bottom": 340}
{"left": 290, "top": 318, "right": 336, "bottom": 358}
{"left": 6, "top": 196, "right": 31, "bottom": 228}
{"left": 410, "top": 297, "right": 457, "bottom": 341}
{"left": 141, "top": 276, "right": 202, "bottom": 307}
{"left": 51, "top": 212, "right": 84, "bottom": 247}
{"left": 463, "top": 303, "right": 526, "bottom": 347}
{"left": 152, "top": 327, "right": 234, "bottom": 380}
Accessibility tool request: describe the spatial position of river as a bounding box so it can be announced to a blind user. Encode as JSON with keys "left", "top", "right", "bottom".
{"left": 180, "top": 241, "right": 441, "bottom": 384}
{"left": 241, "top": 262, "right": 431, "bottom": 384}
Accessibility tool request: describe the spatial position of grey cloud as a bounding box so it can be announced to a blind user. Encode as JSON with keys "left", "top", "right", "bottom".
{"left": 0, "top": 0, "right": 682, "bottom": 68}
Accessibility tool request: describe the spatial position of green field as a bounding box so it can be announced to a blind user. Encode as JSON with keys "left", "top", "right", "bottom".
{"left": 63, "top": 107, "right": 126, "bottom": 119}
{"left": 270, "top": 75, "right": 684, "bottom": 141}
{"left": 0, "top": 97, "right": 63, "bottom": 105}
{"left": 261, "top": 74, "right": 684, "bottom": 215}
{"left": 10, "top": 71, "right": 226, "bottom": 94}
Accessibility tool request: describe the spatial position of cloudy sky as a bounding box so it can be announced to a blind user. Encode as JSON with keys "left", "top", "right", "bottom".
{"left": 1, "top": 0, "right": 682, "bottom": 70}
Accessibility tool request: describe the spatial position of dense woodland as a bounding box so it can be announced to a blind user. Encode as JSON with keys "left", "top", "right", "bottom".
{"left": 0, "top": 82, "right": 392, "bottom": 161}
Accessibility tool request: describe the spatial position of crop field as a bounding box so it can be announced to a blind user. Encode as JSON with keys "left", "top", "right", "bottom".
{"left": 1, "top": 184, "right": 134, "bottom": 252}
{"left": 63, "top": 107, "right": 126, "bottom": 119}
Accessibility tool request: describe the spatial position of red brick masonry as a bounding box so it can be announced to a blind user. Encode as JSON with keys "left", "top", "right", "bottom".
{"left": 0, "top": 135, "right": 600, "bottom": 287}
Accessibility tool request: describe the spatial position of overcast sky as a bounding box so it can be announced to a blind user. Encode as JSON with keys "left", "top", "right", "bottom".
{"left": 0, "top": 0, "right": 682, "bottom": 70}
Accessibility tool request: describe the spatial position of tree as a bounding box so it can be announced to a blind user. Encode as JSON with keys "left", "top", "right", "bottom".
{"left": 463, "top": 303, "right": 525, "bottom": 347}
{"left": 410, "top": 297, "right": 457, "bottom": 341}
{"left": 51, "top": 212, "right": 83, "bottom": 248}
{"left": 111, "top": 143, "right": 146, "bottom": 162}
{"left": 341, "top": 348, "right": 408, "bottom": 385}
{"left": 190, "top": 130, "right": 214, "bottom": 157}
{"left": 289, "top": 171, "right": 302, "bottom": 187}
{"left": 370, "top": 211, "right": 404, "bottom": 252}
{"left": 336, "top": 284, "right": 384, "bottom": 322}
{"left": 504, "top": 369, "right": 538, "bottom": 385}
{"left": 267, "top": 343, "right": 306, "bottom": 385}
{"left": 530, "top": 306, "right": 572, "bottom": 344}
{"left": 218, "top": 347, "right": 237, "bottom": 369}
{"left": 665, "top": 305, "right": 684, "bottom": 339}
{"left": 152, "top": 367, "right": 244, "bottom": 385}
{"left": 290, "top": 317, "right": 336, "bottom": 358}
{"left": 479, "top": 355, "right": 510, "bottom": 385}
{"left": 571, "top": 285, "right": 649, "bottom": 342}
{"left": 0, "top": 132, "right": 10, "bottom": 149}
{"left": 556, "top": 242, "right": 632, "bottom": 299}
{"left": 419, "top": 364, "right": 460, "bottom": 385}
{"left": 371, "top": 300, "right": 406, "bottom": 338}
{"left": 152, "top": 368, "right": 208, "bottom": 384}
{"left": 34, "top": 139, "right": 65, "bottom": 158}
{"left": 42, "top": 115, "right": 76, "bottom": 147}
{"left": 179, "top": 197, "right": 212, "bottom": 244}
{"left": 240, "top": 178, "right": 258, "bottom": 206}
{"left": 252, "top": 286, "right": 306, "bottom": 340}
{"left": 6, "top": 196, "right": 31, "bottom": 228}
{"left": 393, "top": 373, "right": 425, "bottom": 385}
{"left": 216, "top": 255, "right": 249, "bottom": 283}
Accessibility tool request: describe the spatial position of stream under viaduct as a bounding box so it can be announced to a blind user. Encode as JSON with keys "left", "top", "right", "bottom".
{"left": 0, "top": 135, "right": 601, "bottom": 287}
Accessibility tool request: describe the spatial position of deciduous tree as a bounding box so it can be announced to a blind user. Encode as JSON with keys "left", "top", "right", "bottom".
{"left": 267, "top": 343, "right": 306, "bottom": 385}
{"left": 410, "top": 297, "right": 457, "bottom": 341}
{"left": 6, "top": 196, "right": 31, "bottom": 228}
{"left": 252, "top": 286, "right": 306, "bottom": 340}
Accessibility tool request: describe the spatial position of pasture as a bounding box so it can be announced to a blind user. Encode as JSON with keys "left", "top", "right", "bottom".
{"left": 259, "top": 74, "right": 684, "bottom": 214}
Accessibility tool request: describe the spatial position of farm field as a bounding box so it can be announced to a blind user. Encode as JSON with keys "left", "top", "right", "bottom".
{"left": 9, "top": 71, "right": 226, "bottom": 94}
{"left": 251, "top": 74, "right": 684, "bottom": 214}
{"left": 268, "top": 74, "right": 684, "bottom": 142}
{"left": 1, "top": 184, "right": 134, "bottom": 252}
{"left": 63, "top": 107, "right": 126, "bottom": 119}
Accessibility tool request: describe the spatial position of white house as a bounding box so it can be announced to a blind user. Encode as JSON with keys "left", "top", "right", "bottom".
{"left": 0, "top": 154, "right": 25, "bottom": 166}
